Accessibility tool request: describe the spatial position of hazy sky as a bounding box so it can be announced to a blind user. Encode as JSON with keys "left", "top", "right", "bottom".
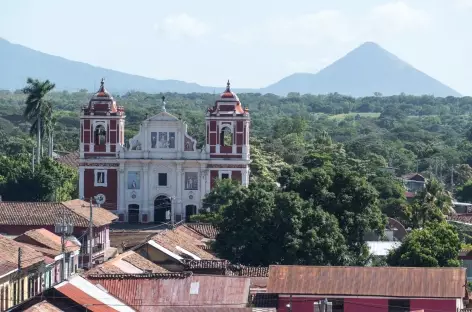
{"left": 1, "top": 0, "right": 471, "bottom": 94}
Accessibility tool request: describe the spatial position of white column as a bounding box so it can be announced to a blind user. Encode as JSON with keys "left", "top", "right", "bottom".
{"left": 205, "top": 169, "right": 211, "bottom": 192}
{"left": 143, "top": 163, "right": 149, "bottom": 223}
{"left": 143, "top": 122, "right": 148, "bottom": 155}
{"left": 118, "top": 166, "right": 125, "bottom": 218}
{"left": 176, "top": 163, "right": 183, "bottom": 221}
{"left": 242, "top": 168, "right": 249, "bottom": 186}
{"left": 79, "top": 167, "right": 85, "bottom": 199}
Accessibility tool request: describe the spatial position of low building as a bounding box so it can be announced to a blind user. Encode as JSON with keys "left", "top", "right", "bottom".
{"left": 0, "top": 235, "right": 47, "bottom": 311}
{"left": 0, "top": 199, "right": 118, "bottom": 268}
{"left": 267, "top": 265, "right": 466, "bottom": 312}
{"left": 85, "top": 250, "right": 169, "bottom": 275}
{"left": 14, "top": 228, "right": 80, "bottom": 282}
{"left": 135, "top": 227, "right": 217, "bottom": 272}
{"left": 401, "top": 173, "right": 426, "bottom": 200}
{"left": 86, "top": 273, "right": 250, "bottom": 311}
{"left": 13, "top": 275, "right": 134, "bottom": 311}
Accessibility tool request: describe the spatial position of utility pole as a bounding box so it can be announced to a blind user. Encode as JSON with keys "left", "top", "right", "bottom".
{"left": 451, "top": 165, "right": 454, "bottom": 190}
{"left": 88, "top": 197, "right": 93, "bottom": 270}
{"left": 55, "top": 204, "right": 73, "bottom": 281}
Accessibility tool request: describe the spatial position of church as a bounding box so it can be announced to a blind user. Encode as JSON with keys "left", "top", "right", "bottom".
{"left": 78, "top": 80, "right": 251, "bottom": 224}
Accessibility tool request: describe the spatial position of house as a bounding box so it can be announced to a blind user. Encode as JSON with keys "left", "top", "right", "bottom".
{"left": 0, "top": 235, "right": 47, "bottom": 311}
{"left": 13, "top": 275, "right": 134, "bottom": 311}
{"left": 267, "top": 265, "right": 466, "bottom": 312}
{"left": 0, "top": 199, "right": 118, "bottom": 268}
{"left": 79, "top": 80, "right": 251, "bottom": 223}
{"left": 135, "top": 227, "right": 217, "bottom": 272}
{"left": 86, "top": 273, "right": 251, "bottom": 311}
{"left": 401, "top": 173, "right": 426, "bottom": 200}
{"left": 14, "top": 228, "right": 80, "bottom": 282}
{"left": 84, "top": 250, "right": 169, "bottom": 275}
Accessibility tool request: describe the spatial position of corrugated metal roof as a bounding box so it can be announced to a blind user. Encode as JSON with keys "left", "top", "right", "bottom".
{"left": 367, "top": 241, "right": 401, "bottom": 256}
{"left": 56, "top": 283, "right": 119, "bottom": 312}
{"left": 267, "top": 265, "right": 466, "bottom": 298}
{"left": 87, "top": 275, "right": 250, "bottom": 312}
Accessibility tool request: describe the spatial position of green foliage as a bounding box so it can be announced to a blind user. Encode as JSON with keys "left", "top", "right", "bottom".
{"left": 0, "top": 155, "right": 77, "bottom": 201}
{"left": 387, "top": 221, "right": 461, "bottom": 267}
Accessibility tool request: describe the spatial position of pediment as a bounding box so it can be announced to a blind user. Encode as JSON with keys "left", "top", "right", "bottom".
{"left": 147, "top": 111, "right": 179, "bottom": 122}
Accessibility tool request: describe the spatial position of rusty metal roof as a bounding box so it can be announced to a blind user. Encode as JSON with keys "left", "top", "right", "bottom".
{"left": 267, "top": 265, "right": 466, "bottom": 298}
{"left": 56, "top": 283, "right": 119, "bottom": 312}
{"left": 87, "top": 274, "right": 250, "bottom": 311}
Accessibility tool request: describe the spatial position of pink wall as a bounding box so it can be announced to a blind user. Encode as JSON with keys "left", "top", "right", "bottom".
{"left": 344, "top": 298, "right": 388, "bottom": 312}
{"left": 278, "top": 297, "right": 321, "bottom": 312}
{"left": 410, "top": 299, "right": 457, "bottom": 312}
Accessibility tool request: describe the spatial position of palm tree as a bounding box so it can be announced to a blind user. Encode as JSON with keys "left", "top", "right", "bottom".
{"left": 23, "top": 78, "right": 55, "bottom": 164}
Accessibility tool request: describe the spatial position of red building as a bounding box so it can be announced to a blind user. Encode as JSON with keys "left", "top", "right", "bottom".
{"left": 79, "top": 79, "right": 251, "bottom": 223}
{"left": 267, "top": 265, "right": 466, "bottom": 312}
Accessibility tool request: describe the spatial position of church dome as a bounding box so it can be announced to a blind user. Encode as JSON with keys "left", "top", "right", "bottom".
{"left": 219, "top": 80, "right": 239, "bottom": 100}
{"left": 91, "top": 78, "right": 113, "bottom": 100}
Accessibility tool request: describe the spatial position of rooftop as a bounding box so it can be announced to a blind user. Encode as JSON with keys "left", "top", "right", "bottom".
{"left": 56, "top": 151, "right": 79, "bottom": 168}
{"left": 183, "top": 223, "right": 218, "bottom": 240}
{"left": 149, "top": 228, "right": 216, "bottom": 260}
{"left": 0, "top": 199, "right": 117, "bottom": 228}
{"left": 86, "top": 274, "right": 250, "bottom": 311}
{"left": 15, "top": 228, "right": 80, "bottom": 254}
{"left": 85, "top": 250, "right": 169, "bottom": 275}
{"left": 24, "top": 301, "right": 63, "bottom": 312}
{"left": 267, "top": 265, "right": 466, "bottom": 298}
{"left": 0, "top": 235, "right": 45, "bottom": 268}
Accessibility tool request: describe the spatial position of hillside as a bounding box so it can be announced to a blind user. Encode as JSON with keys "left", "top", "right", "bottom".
{"left": 263, "top": 42, "right": 460, "bottom": 97}
{"left": 0, "top": 38, "right": 215, "bottom": 94}
{"left": 0, "top": 38, "right": 461, "bottom": 97}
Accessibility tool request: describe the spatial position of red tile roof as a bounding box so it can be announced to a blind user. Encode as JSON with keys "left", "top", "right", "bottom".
{"left": 448, "top": 214, "right": 472, "bottom": 224}
{"left": 267, "top": 265, "right": 465, "bottom": 298}
{"left": 15, "top": 228, "right": 80, "bottom": 253}
{"left": 24, "top": 301, "right": 62, "bottom": 312}
{"left": 150, "top": 229, "right": 216, "bottom": 260}
{"left": 56, "top": 151, "right": 79, "bottom": 168}
{"left": 0, "top": 200, "right": 117, "bottom": 228}
{"left": 87, "top": 274, "right": 250, "bottom": 311}
{"left": 85, "top": 250, "right": 169, "bottom": 276}
{"left": 184, "top": 223, "right": 219, "bottom": 239}
{"left": 0, "top": 235, "right": 45, "bottom": 268}
{"left": 56, "top": 283, "right": 119, "bottom": 312}
{"left": 0, "top": 259, "right": 17, "bottom": 277}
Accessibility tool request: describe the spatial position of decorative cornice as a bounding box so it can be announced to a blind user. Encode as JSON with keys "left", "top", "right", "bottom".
{"left": 207, "top": 164, "right": 247, "bottom": 168}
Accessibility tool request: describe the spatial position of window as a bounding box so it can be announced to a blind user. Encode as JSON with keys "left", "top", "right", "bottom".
{"left": 95, "top": 170, "right": 107, "bottom": 187}
{"left": 388, "top": 299, "right": 409, "bottom": 312}
{"left": 151, "top": 131, "right": 176, "bottom": 149}
{"left": 158, "top": 173, "right": 167, "bottom": 186}
{"left": 220, "top": 171, "right": 231, "bottom": 180}
{"left": 220, "top": 127, "right": 233, "bottom": 146}
{"left": 94, "top": 124, "right": 106, "bottom": 145}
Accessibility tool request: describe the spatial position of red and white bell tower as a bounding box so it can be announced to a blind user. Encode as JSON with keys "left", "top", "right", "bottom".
{"left": 205, "top": 81, "right": 250, "bottom": 188}
{"left": 78, "top": 79, "right": 125, "bottom": 210}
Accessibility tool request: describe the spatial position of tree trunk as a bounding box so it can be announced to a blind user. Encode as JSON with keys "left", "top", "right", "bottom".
{"left": 36, "top": 116, "right": 41, "bottom": 164}
{"left": 48, "top": 131, "right": 53, "bottom": 158}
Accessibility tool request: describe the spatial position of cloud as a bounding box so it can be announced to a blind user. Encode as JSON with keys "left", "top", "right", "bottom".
{"left": 369, "top": 1, "right": 431, "bottom": 32}
{"left": 221, "top": 2, "right": 431, "bottom": 46}
{"left": 456, "top": 0, "right": 472, "bottom": 8}
{"left": 154, "top": 13, "right": 209, "bottom": 40}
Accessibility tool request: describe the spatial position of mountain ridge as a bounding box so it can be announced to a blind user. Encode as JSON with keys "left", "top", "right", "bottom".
{"left": 0, "top": 38, "right": 460, "bottom": 97}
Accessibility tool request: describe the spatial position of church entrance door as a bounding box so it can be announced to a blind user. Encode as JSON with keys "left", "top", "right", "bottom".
{"left": 185, "top": 205, "right": 197, "bottom": 222}
{"left": 154, "top": 195, "right": 171, "bottom": 223}
{"left": 128, "top": 204, "right": 140, "bottom": 224}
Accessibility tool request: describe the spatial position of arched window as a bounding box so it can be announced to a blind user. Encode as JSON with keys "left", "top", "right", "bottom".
{"left": 95, "top": 125, "right": 106, "bottom": 145}
{"left": 220, "top": 127, "right": 232, "bottom": 147}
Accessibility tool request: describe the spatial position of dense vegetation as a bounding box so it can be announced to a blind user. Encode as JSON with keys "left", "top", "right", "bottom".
{"left": 2, "top": 83, "right": 472, "bottom": 267}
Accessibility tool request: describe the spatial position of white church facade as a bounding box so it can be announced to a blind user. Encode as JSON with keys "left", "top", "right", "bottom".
{"left": 78, "top": 80, "right": 250, "bottom": 224}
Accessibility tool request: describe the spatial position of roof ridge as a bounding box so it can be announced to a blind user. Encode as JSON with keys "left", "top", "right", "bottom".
{"left": 86, "top": 271, "right": 193, "bottom": 279}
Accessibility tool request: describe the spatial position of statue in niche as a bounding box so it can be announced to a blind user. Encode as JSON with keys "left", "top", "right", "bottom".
{"left": 151, "top": 132, "right": 157, "bottom": 148}
{"left": 185, "top": 172, "right": 198, "bottom": 190}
